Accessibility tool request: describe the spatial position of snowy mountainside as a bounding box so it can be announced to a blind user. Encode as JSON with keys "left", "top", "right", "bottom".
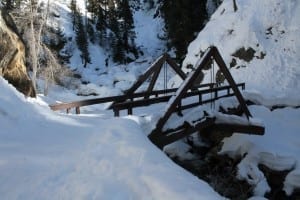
{"left": 183, "top": 0, "right": 300, "bottom": 97}
{"left": 44, "top": 0, "right": 166, "bottom": 96}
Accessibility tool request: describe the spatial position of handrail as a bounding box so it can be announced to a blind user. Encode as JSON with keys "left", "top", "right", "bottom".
{"left": 49, "top": 83, "right": 215, "bottom": 113}
{"left": 112, "top": 83, "right": 245, "bottom": 116}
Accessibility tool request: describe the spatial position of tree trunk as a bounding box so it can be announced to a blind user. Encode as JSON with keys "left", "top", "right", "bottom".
{"left": 233, "top": 0, "right": 238, "bottom": 12}
{"left": 29, "top": 0, "right": 38, "bottom": 92}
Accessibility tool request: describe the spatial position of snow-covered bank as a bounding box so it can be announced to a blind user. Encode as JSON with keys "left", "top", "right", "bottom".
{"left": 183, "top": 0, "right": 300, "bottom": 97}
{"left": 179, "top": 1, "right": 300, "bottom": 194}
{"left": 0, "top": 77, "right": 222, "bottom": 199}
{"left": 221, "top": 105, "right": 300, "bottom": 196}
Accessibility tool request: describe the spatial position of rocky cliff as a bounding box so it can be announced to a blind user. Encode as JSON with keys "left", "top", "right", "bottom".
{"left": 0, "top": 9, "right": 35, "bottom": 97}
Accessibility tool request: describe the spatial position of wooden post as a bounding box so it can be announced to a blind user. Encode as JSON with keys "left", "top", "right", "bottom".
{"left": 114, "top": 109, "right": 120, "bottom": 117}
{"left": 214, "top": 90, "right": 218, "bottom": 99}
{"left": 233, "top": 0, "right": 238, "bottom": 12}
{"left": 165, "top": 54, "right": 187, "bottom": 80}
{"left": 145, "top": 60, "right": 164, "bottom": 99}
{"left": 242, "top": 83, "right": 245, "bottom": 90}
{"left": 128, "top": 106, "right": 133, "bottom": 115}
{"left": 177, "top": 100, "right": 183, "bottom": 116}
{"left": 199, "top": 94, "right": 202, "bottom": 104}
{"left": 212, "top": 47, "right": 252, "bottom": 118}
{"left": 75, "top": 107, "right": 80, "bottom": 114}
{"left": 123, "top": 55, "right": 166, "bottom": 96}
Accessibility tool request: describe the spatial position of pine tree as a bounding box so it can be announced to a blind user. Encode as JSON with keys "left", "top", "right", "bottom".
{"left": 86, "top": 0, "right": 97, "bottom": 21}
{"left": 109, "top": 0, "right": 137, "bottom": 63}
{"left": 95, "top": 4, "right": 107, "bottom": 46}
{"left": 108, "top": 6, "right": 122, "bottom": 63}
{"left": 119, "top": 0, "right": 137, "bottom": 56}
{"left": 74, "top": 5, "right": 91, "bottom": 67}
{"left": 70, "top": 0, "right": 77, "bottom": 30}
{"left": 81, "top": 0, "right": 138, "bottom": 64}
{"left": 87, "top": 20, "right": 96, "bottom": 43}
{"left": 161, "top": 0, "right": 208, "bottom": 61}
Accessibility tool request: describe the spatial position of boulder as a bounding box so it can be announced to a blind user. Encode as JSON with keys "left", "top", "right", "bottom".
{"left": 0, "top": 9, "right": 35, "bottom": 97}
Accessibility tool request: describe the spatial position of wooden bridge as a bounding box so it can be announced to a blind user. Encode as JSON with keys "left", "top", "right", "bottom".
{"left": 50, "top": 46, "right": 264, "bottom": 149}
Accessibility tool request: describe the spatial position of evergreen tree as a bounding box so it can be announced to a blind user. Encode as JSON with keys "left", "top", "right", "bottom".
{"left": 70, "top": 0, "right": 77, "bottom": 30}
{"left": 119, "top": 0, "right": 137, "bottom": 56}
{"left": 86, "top": 0, "right": 97, "bottom": 21}
{"left": 107, "top": 6, "right": 121, "bottom": 62}
{"left": 83, "top": 0, "right": 138, "bottom": 64}
{"left": 74, "top": 4, "right": 91, "bottom": 67}
{"left": 161, "top": 0, "right": 208, "bottom": 61}
{"left": 109, "top": 0, "right": 137, "bottom": 63}
{"left": 95, "top": 3, "right": 107, "bottom": 46}
{"left": 87, "top": 20, "right": 96, "bottom": 43}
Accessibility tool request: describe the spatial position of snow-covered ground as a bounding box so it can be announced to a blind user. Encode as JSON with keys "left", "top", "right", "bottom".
{"left": 1, "top": 0, "right": 300, "bottom": 199}
{"left": 0, "top": 77, "right": 222, "bottom": 199}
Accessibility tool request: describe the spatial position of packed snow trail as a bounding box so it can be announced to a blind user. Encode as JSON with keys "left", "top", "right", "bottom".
{"left": 0, "top": 78, "right": 222, "bottom": 199}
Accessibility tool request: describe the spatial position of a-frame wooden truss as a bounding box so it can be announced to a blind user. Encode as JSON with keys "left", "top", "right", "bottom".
{"left": 124, "top": 53, "right": 187, "bottom": 96}
{"left": 147, "top": 46, "right": 261, "bottom": 148}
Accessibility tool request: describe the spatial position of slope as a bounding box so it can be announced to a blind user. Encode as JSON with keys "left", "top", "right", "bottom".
{"left": 182, "top": 0, "right": 300, "bottom": 97}
{"left": 0, "top": 77, "right": 222, "bottom": 199}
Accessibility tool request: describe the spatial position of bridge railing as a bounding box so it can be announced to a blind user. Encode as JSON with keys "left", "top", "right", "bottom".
{"left": 49, "top": 83, "right": 215, "bottom": 115}
{"left": 112, "top": 83, "right": 245, "bottom": 116}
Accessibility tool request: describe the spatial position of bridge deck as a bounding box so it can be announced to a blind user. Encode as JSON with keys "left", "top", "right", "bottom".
{"left": 149, "top": 116, "right": 264, "bottom": 149}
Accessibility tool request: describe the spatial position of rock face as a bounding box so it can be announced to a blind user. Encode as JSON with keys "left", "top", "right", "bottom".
{"left": 0, "top": 9, "right": 35, "bottom": 97}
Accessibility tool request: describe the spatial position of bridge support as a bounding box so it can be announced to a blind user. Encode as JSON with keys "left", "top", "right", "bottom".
{"left": 148, "top": 46, "right": 263, "bottom": 149}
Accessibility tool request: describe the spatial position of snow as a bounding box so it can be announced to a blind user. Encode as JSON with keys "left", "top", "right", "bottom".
{"left": 180, "top": 1, "right": 300, "bottom": 195}
{"left": 133, "top": 3, "right": 167, "bottom": 57}
{"left": 0, "top": 77, "right": 222, "bottom": 199}
{"left": 220, "top": 105, "right": 300, "bottom": 196}
{"left": 1, "top": 0, "right": 300, "bottom": 198}
{"left": 183, "top": 0, "right": 300, "bottom": 98}
{"left": 37, "top": 0, "right": 167, "bottom": 99}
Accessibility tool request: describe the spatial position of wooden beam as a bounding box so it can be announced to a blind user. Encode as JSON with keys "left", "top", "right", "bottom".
{"left": 145, "top": 63, "right": 163, "bottom": 99}
{"left": 165, "top": 54, "right": 187, "bottom": 80}
{"left": 50, "top": 82, "right": 218, "bottom": 113}
{"left": 75, "top": 107, "right": 80, "bottom": 114}
{"left": 211, "top": 46, "right": 252, "bottom": 118}
{"left": 150, "top": 117, "right": 216, "bottom": 149}
{"left": 112, "top": 83, "right": 245, "bottom": 113}
{"left": 124, "top": 54, "right": 166, "bottom": 95}
{"left": 212, "top": 123, "right": 265, "bottom": 135}
{"left": 149, "top": 47, "right": 215, "bottom": 138}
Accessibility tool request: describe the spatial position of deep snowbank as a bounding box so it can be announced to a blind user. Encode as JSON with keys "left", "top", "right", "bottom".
{"left": 221, "top": 104, "right": 300, "bottom": 196}
{"left": 0, "top": 77, "right": 221, "bottom": 199}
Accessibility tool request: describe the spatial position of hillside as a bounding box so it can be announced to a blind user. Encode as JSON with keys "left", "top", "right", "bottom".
{"left": 183, "top": 0, "right": 300, "bottom": 97}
